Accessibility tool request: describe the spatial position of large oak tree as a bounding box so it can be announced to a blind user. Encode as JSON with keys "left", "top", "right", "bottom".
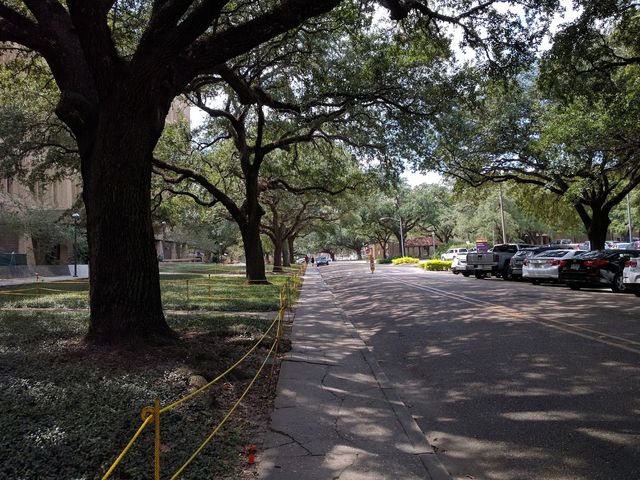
{"left": 0, "top": 0, "right": 553, "bottom": 343}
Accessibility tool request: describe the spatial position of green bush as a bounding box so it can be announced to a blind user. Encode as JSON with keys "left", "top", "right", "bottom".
{"left": 391, "top": 256, "right": 420, "bottom": 265}
{"left": 420, "top": 259, "right": 453, "bottom": 271}
{"left": 376, "top": 256, "right": 396, "bottom": 264}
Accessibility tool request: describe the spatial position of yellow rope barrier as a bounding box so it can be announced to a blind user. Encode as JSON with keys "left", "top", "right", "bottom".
{"left": 100, "top": 269, "right": 302, "bottom": 479}
{"left": 101, "top": 415, "right": 154, "bottom": 480}
{"left": 169, "top": 311, "right": 282, "bottom": 479}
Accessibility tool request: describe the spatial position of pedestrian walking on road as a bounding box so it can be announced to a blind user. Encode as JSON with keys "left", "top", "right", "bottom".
{"left": 311, "top": 256, "right": 315, "bottom": 265}
{"left": 304, "top": 255, "right": 309, "bottom": 264}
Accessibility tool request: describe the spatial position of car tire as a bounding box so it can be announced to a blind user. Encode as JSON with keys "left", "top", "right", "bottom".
{"left": 568, "top": 284, "right": 580, "bottom": 290}
{"left": 462, "top": 272, "right": 470, "bottom": 277}
{"left": 474, "top": 272, "right": 486, "bottom": 279}
{"left": 502, "top": 265, "right": 512, "bottom": 281}
{"left": 452, "top": 271, "right": 459, "bottom": 275}
{"left": 611, "top": 274, "right": 626, "bottom": 293}
{"left": 531, "top": 279, "right": 540, "bottom": 285}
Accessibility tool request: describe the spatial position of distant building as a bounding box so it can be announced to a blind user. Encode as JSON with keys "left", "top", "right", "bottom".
{"left": 0, "top": 99, "right": 190, "bottom": 266}
{"left": 370, "top": 236, "right": 438, "bottom": 259}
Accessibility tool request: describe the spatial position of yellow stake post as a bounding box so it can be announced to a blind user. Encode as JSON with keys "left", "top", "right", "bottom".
{"left": 154, "top": 399, "right": 161, "bottom": 480}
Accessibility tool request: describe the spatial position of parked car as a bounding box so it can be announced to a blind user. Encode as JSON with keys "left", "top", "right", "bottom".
{"left": 623, "top": 257, "right": 640, "bottom": 296}
{"left": 560, "top": 249, "right": 640, "bottom": 292}
{"left": 451, "top": 249, "right": 475, "bottom": 276}
{"left": 549, "top": 239, "right": 572, "bottom": 245}
{"left": 522, "top": 249, "right": 586, "bottom": 284}
{"left": 466, "top": 244, "right": 532, "bottom": 279}
{"left": 440, "top": 247, "right": 468, "bottom": 261}
{"left": 506, "top": 246, "right": 570, "bottom": 280}
{"left": 295, "top": 258, "right": 306, "bottom": 264}
{"left": 316, "top": 256, "right": 330, "bottom": 266}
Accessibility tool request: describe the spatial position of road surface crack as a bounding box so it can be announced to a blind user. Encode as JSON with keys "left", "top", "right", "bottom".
{"left": 284, "top": 358, "right": 336, "bottom": 367}
{"left": 268, "top": 428, "right": 314, "bottom": 456}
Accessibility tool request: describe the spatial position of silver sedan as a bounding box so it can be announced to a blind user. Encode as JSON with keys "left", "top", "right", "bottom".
{"left": 522, "top": 249, "right": 586, "bottom": 284}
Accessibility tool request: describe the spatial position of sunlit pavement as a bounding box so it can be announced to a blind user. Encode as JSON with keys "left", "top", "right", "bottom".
{"left": 317, "top": 262, "right": 640, "bottom": 480}
{"left": 259, "top": 266, "right": 450, "bottom": 480}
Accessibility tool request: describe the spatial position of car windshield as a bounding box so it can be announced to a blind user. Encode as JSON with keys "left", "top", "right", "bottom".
{"left": 534, "top": 250, "right": 567, "bottom": 258}
{"left": 575, "top": 250, "right": 616, "bottom": 259}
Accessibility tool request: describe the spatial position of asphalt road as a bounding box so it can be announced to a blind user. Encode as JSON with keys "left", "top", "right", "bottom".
{"left": 318, "top": 262, "right": 640, "bottom": 480}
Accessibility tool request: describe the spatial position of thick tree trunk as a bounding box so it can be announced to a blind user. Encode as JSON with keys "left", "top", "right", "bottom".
{"left": 272, "top": 238, "right": 284, "bottom": 273}
{"left": 241, "top": 222, "right": 268, "bottom": 283}
{"left": 378, "top": 241, "right": 387, "bottom": 259}
{"left": 288, "top": 237, "right": 295, "bottom": 264}
{"left": 282, "top": 239, "right": 291, "bottom": 267}
{"left": 83, "top": 100, "right": 173, "bottom": 343}
{"left": 587, "top": 208, "right": 611, "bottom": 250}
{"left": 242, "top": 167, "right": 268, "bottom": 283}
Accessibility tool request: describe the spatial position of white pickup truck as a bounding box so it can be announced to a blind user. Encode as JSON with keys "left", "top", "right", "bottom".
{"left": 465, "top": 244, "right": 532, "bottom": 279}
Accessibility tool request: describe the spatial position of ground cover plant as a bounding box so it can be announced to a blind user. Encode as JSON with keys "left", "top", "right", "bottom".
{"left": 0, "top": 269, "right": 303, "bottom": 478}
{"left": 0, "top": 308, "right": 286, "bottom": 479}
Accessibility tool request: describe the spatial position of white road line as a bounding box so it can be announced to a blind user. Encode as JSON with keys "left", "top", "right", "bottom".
{"left": 384, "top": 274, "right": 640, "bottom": 356}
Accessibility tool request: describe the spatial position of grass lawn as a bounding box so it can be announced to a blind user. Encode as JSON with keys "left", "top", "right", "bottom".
{"left": 0, "top": 273, "right": 301, "bottom": 312}
{"left": 0, "top": 309, "right": 283, "bottom": 479}
{"left": 159, "top": 263, "right": 247, "bottom": 275}
{"left": 158, "top": 263, "right": 303, "bottom": 276}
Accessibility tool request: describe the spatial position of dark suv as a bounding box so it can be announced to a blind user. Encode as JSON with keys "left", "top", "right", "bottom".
{"left": 560, "top": 249, "right": 640, "bottom": 292}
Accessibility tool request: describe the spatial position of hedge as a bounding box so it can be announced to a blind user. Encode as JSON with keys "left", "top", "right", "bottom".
{"left": 420, "top": 259, "right": 453, "bottom": 271}
{"left": 391, "top": 256, "right": 420, "bottom": 265}
{"left": 376, "top": 256, "right": 395, "bottom": 264}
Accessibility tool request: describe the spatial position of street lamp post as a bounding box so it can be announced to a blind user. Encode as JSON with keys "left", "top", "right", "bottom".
{"left": 71, "top": 212, "right": 80, "bottom": 277}
{"left": 430, "top": 230, "right": 436, "bottom": 258}
{"left": 161, "top": 221, "right": 167, "bottom": 260}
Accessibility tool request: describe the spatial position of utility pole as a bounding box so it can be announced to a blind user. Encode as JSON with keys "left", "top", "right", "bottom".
{"left": 399, "top": 217, "right": 405, "bottom": 257}
{"left": 627, "top": 193, "right": 633, "bottom": 243}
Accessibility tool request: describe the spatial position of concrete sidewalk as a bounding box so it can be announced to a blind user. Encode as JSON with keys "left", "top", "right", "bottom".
{"left": 259, "top": 268, "right": 451, "bottom": 480}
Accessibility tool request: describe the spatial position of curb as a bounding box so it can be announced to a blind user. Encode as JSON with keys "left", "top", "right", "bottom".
{"left": 318, "top": 272, "right": 452, "bottom": 480}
